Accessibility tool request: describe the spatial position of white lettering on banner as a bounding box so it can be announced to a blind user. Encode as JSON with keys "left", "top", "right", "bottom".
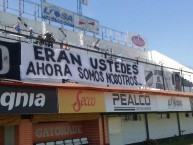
{"left": 35, "top": 126, "right": 82, "bottom": 138}
{"left": 0, "top": 92, "right": 45, "bottom": 110}
{"left": 105, "top": 93, "right": 157, "bottom": 112}
{"left": 21, "top": 43, "right": 145, "bottom": 88}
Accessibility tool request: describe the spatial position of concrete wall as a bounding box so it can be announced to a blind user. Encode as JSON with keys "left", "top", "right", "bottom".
{"left": 122, "top": 114, "right": 146, "bottom": 144}
{"left": 148, "top": 113, "right": 179, "bottom": 139}
{"left": 108, "top": 115, "right": 146, "bottom": 145}
{"left": 105, "top": 113, "right": 193, "bottom": 144}
{"left": 108, "top": 117, "right": 124, "bottom": 145}
{"left": 179, "top": 112, "right": 193, "bottom": 135}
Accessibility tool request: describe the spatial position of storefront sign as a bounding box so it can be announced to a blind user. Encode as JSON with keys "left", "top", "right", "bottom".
{"left": 156, "top": 95, "right": 191, "bottom": 111}
{"left": 127, "top": 33, "right": 148, "bottom": 49}
{"left": 131, "top": 36, "right": 145, "bottom": 47}
{"left": 42, "top": 2, "right": 99, "bottom": 33}
{"left": 58, "top": 89, "right": 105, "bottom": 113}
{"left": 105, "top": 93, "right": 157, "bottom": 112}
{"left": 0, "top": 40, "right": 20, "bottom": 80}
{"left": 33, "top": 122, "right": 83, "bottom": 143}
{"left": 74, "top": 15, "right": 99, "bottom": 34}
{"left": 42, "top": 2, "right": 74, "bottom": 27}
{"left": 0, "top": 85, "right": 58, "bottom": 114}
{"left": 21, "top": 43, "right": 145, "bottom": 88}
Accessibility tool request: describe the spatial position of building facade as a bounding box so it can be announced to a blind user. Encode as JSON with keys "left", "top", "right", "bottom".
{"left": 0, "top": 1, "right": 193, "bottom": 145}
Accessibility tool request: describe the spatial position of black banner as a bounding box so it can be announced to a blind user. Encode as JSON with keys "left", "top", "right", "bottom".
{"left": 0, "top": 40, "right": 21, "bottom": 80}
{"left": 0, "top": 85, "right": 58, "bottom": 114}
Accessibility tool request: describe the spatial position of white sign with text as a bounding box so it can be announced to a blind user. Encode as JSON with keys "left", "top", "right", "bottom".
{"left": 105, "top": 92, "right": 157, "bottom": 112}
{"left": 21, "top": 43, "right": 145, "bottom": 88}
{"left": 156, "top": 95, "right": 191, "bottom": 111}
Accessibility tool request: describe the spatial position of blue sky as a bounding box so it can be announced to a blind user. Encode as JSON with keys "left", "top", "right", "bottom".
{"left": 45, "top": 0, "right": 193, "bottom": 68}
{"left": 11, "top": 0, "right": 193, "bottom": 68}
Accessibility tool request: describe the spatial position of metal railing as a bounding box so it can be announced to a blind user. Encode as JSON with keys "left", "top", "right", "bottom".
{"left": 0, "top": 27, "right": 193, "bottom": 92}
{"left": 0, "top": 0, "right": 138, "bottom": 49}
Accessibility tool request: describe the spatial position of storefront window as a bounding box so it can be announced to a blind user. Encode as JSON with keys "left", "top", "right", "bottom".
{"left": 35, "top": 137, "right": 88, "bottom": 145}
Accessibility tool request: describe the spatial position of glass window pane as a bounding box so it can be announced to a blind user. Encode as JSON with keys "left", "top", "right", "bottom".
{"left": 56, "top": 140, "right": 64, "bottom": 145}
{"left": 46, "top": 142, "right": 55, "bottom": 145}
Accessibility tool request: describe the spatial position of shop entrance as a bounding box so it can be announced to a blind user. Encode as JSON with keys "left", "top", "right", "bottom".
{"left": 0, "top": 126, "right": 4, "bottom": 145}
{"left": 4, "top": 126, "right": 14, "bottom": 145}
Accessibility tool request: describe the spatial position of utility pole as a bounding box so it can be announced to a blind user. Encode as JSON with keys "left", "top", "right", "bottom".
{"left": 3, "top": 0, "right": 6, "bottom": 12}
{"left": 19, "top": 0, "right": 22, "bottom": 17}
{"left": 77, "top": 0, "right": 88, "bottom": 15}
{"left": 77, "top": 0, "right": 82, "bottom": 15}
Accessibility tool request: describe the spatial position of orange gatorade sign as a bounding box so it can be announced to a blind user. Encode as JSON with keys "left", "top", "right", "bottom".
{"left": 58, "top": 89, "right": 105, "bottom": 113}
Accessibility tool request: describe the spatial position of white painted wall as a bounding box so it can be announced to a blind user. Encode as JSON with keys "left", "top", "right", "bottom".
{"left": 148, "top": 113, "right": 179, "bottom": 139}
{"left": 122, "top": 114, "right": 146, "bottom": 144}
{"left": 107, "top": 111, "right": 193, "bottom": 144}
{"left": 108, "top": 115, "right": 147, "bottom": 145}
{"left": 179, "top": 112, "right": 193, "bottom": 135}
{"left": 108, "top": 117, "right": 124, "bottom": 145}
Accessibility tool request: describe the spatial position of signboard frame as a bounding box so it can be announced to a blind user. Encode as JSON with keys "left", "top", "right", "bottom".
{"left": 0, "top": 85, "right": 58, "bottom": 114}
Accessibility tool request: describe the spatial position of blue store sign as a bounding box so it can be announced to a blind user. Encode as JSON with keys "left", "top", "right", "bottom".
{"left": 42, "top": 2, "right": 74, "bottom": 27}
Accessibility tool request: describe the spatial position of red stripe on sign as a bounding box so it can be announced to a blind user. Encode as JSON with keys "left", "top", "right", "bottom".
{"left": 79, "top": 21, "right": 86, "bottom": 25}
{"left": 88, "top": 22, "right": 95, "bottom": 26}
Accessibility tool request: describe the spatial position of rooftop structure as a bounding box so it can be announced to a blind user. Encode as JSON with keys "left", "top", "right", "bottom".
{"left": 1, "top": 2, "right": 193, "bottom": 145}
